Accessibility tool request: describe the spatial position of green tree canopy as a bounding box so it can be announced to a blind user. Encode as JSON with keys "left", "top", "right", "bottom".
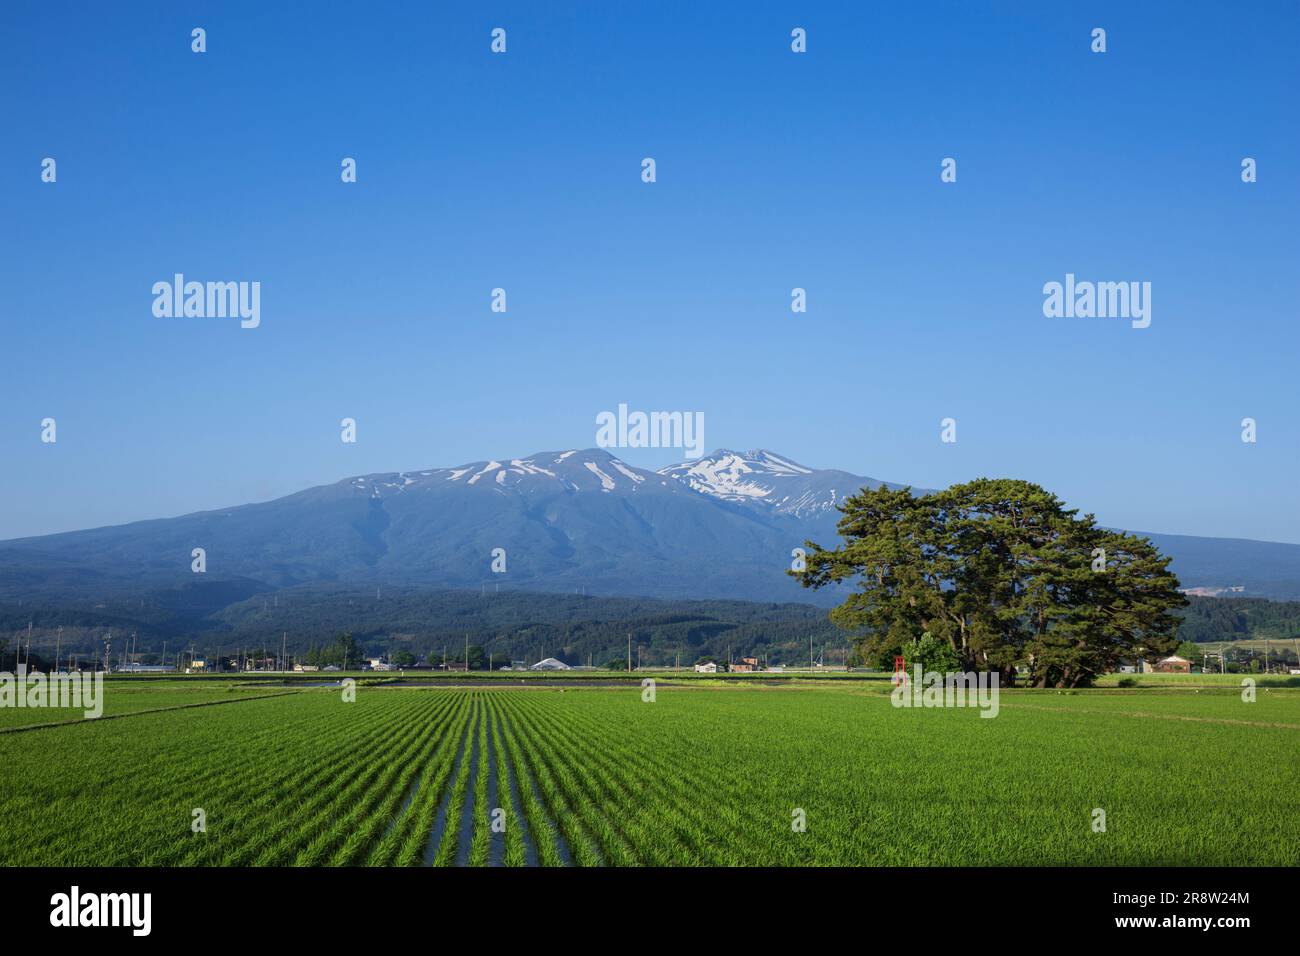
{"left": 792, "top": 479, "right": 1186, "bottom": 687}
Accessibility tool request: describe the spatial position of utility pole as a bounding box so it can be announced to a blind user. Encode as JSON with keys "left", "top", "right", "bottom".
{"left": 627, "top": 634, "right": 632, "bottom": 673}
{"left": 25, "top": 621, "right": 32, "bottom": 669}
{"left": 162, "top": 641, "right": 167, "bottom": 670}
{"left": 810, "top": 634, "right": 814, "bottom": 670}
{"left": 55, "top": 626, "right": 63, "bottom": 673}
{"left": 465, "top": 634, "right": 469, "bottom": 672}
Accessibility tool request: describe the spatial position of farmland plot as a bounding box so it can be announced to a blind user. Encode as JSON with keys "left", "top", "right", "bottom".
{"left": 0, "top": 684, "right": 1296, "bottom": 866}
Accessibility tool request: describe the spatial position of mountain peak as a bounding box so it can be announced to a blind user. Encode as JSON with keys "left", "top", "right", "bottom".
{"left": 655, "top": 448, "right": 866, "bottom": 517}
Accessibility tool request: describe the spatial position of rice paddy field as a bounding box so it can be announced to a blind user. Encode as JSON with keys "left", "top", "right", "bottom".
{"left": 1, "top": 676, "right": 1296, "bottom": 866}
{"left": 0, "top": 680, "right": 295, "bottom": 730}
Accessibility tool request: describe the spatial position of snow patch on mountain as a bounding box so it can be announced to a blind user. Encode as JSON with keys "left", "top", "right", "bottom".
{"left": 660, "top": 450, "right": 795, "bottom": 501}
{"left": 339, "top": 447, "right": 861, "bottom": 516}
{"left": 510, "top": 458, "right": 557, "bottom": 478}
{"left": 584, "top": 461, "right": 617, "bottom": 491}
{"left": 657, "top": 448, "right": 873, "bottom": 519}
{"left": 610, "top": 460, "right": 645, "bottom": 484}
{"left": 467, "top": 461, "right": 501, "bottom": 485}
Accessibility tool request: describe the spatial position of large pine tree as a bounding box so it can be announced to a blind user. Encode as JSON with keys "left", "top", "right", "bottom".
{"left": 791, "top": 479, "right": 1186, "bottom": 687}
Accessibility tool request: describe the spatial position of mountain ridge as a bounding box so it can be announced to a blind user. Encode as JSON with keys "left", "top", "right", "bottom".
{"left": 2, "top": 447, "right": 1299, "bottom": 604}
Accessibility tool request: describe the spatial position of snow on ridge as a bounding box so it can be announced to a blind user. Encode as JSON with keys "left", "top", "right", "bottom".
{"left": 754, "top": 450, "right": 813, "bottom": 475}
{"left": 467, "top": 461, "right": 502, "bottom": 485}
{"left": 511, "top": 458, "right": 557, "bottom": 478}
{"left": 583, "top": 460, "right": 617, "bottom": 491}
{"left": 675, "top": 452, "right": 773, "bottom": 500}
{"left": 610, "top": 460, "right": 645, "bottom": 484}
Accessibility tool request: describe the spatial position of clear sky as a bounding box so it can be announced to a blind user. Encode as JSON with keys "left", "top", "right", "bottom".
{"left": 1, "top": 1, "right": 1296, "bottom": 543}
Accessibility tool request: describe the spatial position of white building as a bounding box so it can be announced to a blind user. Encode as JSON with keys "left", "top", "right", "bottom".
{"left": 529, "top": 657, "right": 571, "bottom": 671}
{"left": 694, "top": 661, "right": 718, "bottom": 673}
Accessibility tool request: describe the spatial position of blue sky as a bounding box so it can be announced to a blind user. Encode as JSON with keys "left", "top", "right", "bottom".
{"left": 1, "top": 1, "right": 1297, "bottom": 543}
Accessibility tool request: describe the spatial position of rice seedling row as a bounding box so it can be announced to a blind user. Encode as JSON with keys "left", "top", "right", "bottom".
{"left": 2, "top": 682, "right": 1296, "bottom": 866}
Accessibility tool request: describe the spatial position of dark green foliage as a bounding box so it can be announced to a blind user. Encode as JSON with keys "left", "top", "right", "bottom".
{"left": 793, "top": 479, "right": 1187, "bottom": 687}
{"left": 303, "top": 633, "right": 361, "bottom": 668}
{"left": 1175, "top": 596, "right": 1300, "bottom": 642}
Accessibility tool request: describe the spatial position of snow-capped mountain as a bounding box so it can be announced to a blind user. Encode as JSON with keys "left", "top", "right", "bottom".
{"left": 3, "top": 447, "right": 1300, "bottom": 607}
{"left": 0, "top": 448, "right": 821, "bottom": 604}
{"left": 658, "top": 448, "right": 908, "bottom": 519}
{"left": 346, "top": 449, "right": 674, "bottom": 499}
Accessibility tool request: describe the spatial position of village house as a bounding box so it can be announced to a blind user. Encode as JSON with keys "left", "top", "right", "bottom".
{"left": 1153, "top": 655, "right": 1191, "bottom": 674}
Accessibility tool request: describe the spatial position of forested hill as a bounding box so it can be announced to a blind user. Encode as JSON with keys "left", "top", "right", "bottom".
{"left": 1174, "top": 596, "right": 1300, "bottom": 644}
{"left": 212, "top": 587, "right": 851, "bottom": 666}
{"left": 2, "top": 588, "right": 1298, "bottom": 669}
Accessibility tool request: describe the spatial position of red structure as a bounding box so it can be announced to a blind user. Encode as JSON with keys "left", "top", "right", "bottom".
{"left": 892, "top": 655, "right": 907, "bottom": 686}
